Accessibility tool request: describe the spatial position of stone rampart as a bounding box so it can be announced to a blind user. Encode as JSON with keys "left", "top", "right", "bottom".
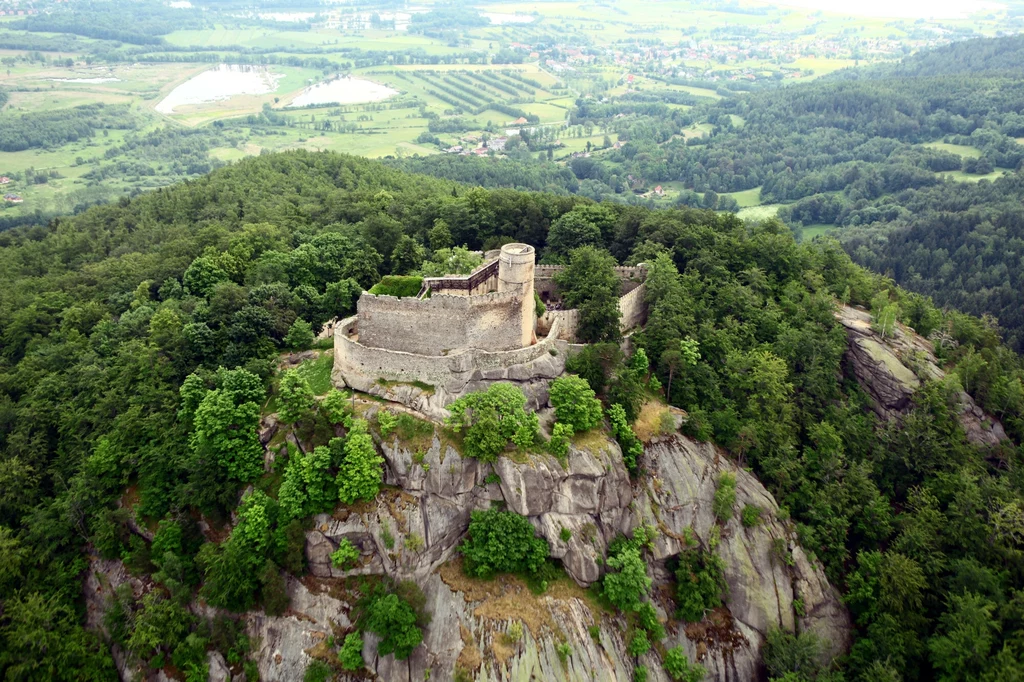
{"left": 619, "top": 281, "right": 648, "bottom": 330}
{"left": 334, "top": 316, "right": 563, "bottom": 395}
{"left": 538, "top": 282, "right": 647, "bottom": 342}
{"left": 357, "top": 285, "right": 528, "bottom": 356}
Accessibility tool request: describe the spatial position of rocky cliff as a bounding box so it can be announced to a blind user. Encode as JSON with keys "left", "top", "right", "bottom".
{"left": 836, "top": 305, "right": 1007, "bottom": 446}
{"left": 86, "top": 410, "right": 851, "bottom": 682}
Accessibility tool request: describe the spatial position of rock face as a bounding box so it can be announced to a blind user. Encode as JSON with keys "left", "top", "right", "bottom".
{"left": 836, "top": 304, "right": 1007, "bottom": 446}
{"left": 632, "top": 438, "right": 851, "bottom": 680}
{"left": 85, "top": 426, "right": 852, "bottom": 682}
{"left": 334, "top": 346, "right": 566, "bottom": 422}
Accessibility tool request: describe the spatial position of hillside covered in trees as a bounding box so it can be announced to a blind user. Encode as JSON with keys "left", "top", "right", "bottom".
{"left": 533, "top": 33, "right": 1024, "bottom": 353}
{"left": 1, "top": 152, "right": 1024, "bottom": 681}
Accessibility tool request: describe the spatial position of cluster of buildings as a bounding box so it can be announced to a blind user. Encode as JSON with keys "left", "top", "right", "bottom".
{"left": 445, "top": 135, "right": 509, "bottom": 156}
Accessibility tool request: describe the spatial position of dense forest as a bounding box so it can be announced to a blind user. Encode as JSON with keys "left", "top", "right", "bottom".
{"left": 0, "top": 103, "right": 137, "bottom": 153}
{"left": 1, "top": 151, "right": 1024, "bottom": 681}
{"left": 526, "top": 33, "right": 1024, "bottom": 352}
{"left": 8, "top": 0, "right": 209, "bottom": 45}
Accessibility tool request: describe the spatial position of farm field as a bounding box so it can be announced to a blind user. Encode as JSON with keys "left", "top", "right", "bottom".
{"left": 0, "top": 0, "right": 1016, "bottom": 224}
{"left": 924, "top": 142, "right": 984, "bottom": 158}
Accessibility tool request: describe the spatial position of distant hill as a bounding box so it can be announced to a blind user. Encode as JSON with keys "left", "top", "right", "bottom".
{"left": 834, "top": 33, "right": 1024, "bottom": 79}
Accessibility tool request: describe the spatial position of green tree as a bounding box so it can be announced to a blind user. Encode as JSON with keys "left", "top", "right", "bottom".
{"left": 337, "top": 419, "right": 384, "bottom": 505}
{"left": 428, "top": 219, "right": 453, "bottom": 251}
{"left": 363, "top": 593, "right": 423, "bottom": 660}
{"left": 320, "top": 388, "right": 352, "bottom": 426}
{"left": 284, "top": 318, "right": 315, "bottom": 350}
{"left": 331, "top": 538, "right": 360, "bottom": 569}
{"left": 762, "top": 628, "right": 823, "bottom": 680}
{"left": 338, "top": 632, "right": 364, "bottom": 671}
{"left": 550, "top": 375, "right": 603, "bottom": 433}
{"left": 554, "top": 246, "right": 622, "bottom": 343}
{"left": 278, "top": 444, "right": 334, "bottom": 521}
{"left": 190, "top": 388, "right": 264, "bottom": 484}
{"left": 126, "top": 591, "right": 196, "bottom": 663}
{"left": 0, "top": 592, "right": 115, "bottom": 680}
{"left": 928, "top": 592, "right": 999, "bottom": 682}
{"left": 549, "top": 421, "right": 573, "bottom": 458}
{"left": 278, "top": 369, "right": 316, "bottom": 426}
{"left": 608, "top": 403, "right": 644, "bottom": 472}
{"left": 675, "top": 546, "right": 726, "bottom": 622}
{"left": 663, "top": 646, "right": 705, "bottom": 682}
{"left": 628, "top": 628, "right": 651, "bottom": 657}
{"left": 660, "top": 337, "right": 700, "bottom": 400}
{"left": 461, "top": 508, "right": 549, "bottom": 578}
{"left": 391, "top": 234, "right": 427, "bottom": 275}
{"left": 199, "top": 491, "right": 271, "bottom": 612}
{"left": 445, "top": 384, "right": 538, "bottom": 462}
{"left": 547, "top": 210, "right": 602, "bottom": 260}
{"left": 604, "top": 546, "right": 651, "bottom": 612}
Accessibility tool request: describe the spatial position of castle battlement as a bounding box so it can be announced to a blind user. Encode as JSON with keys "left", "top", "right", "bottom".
{"left": 333, "top": 243, "right": 648, "bottom": 414}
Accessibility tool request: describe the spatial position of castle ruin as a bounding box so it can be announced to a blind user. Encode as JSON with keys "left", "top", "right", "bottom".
{"left": 332, "top": 243, "right": 647, "bottom": 416}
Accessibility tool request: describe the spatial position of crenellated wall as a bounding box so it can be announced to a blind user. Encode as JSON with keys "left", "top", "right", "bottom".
{"left": 334, "top": 315, "right": 564, "bottom": 395}
{"left": 357, "top": 287, "right": 529, "bottom": 356}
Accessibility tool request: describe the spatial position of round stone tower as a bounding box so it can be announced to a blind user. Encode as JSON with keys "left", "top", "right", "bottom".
{"left": 498, "top": 243, "right": 536, "bottom": 347}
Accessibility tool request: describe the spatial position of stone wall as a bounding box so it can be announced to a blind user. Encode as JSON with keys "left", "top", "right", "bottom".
{"left": 619, "top": 281, "right": 648, "bottom": 330}
{"left": 334, "top": 316, "right": 563, "bottom": 395}
{"left": 538, "top": 281, "right": 647, "bottom": 342}
{"left": 535, "top": 264, "right": 647, "bottom": 303}
{"left": 357, "top": 286, "right": 528, "bottom": 356}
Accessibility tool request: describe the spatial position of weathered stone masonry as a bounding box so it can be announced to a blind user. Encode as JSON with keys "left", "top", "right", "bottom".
{"left": 332, "top": 242, "right": 648, "bottom": 410}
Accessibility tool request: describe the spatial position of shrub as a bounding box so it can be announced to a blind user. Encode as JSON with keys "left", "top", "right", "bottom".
{"left": 712, "top": 472, "right": 737, "bottom": 523}
{"left": 445, "top": 384, "right": 539, "bottom": 462}
{"left": 762, "top": 628, "right": 822, "bottom": 679}
{"left": 368, "top": 275, "right": 424, "bottom": 298}
{"left": 278, "top": 369, "right": 316, "bottom": 426}
{"left": 378, "top": 410, "right": 398, "bottom": 437}
{"left": 675, "top": 547, "right": 727, "bottom": 622}
{"left": 506, "top": 621, "right": 524, "bottom": 643}
{"left": 320, "top": 388, "right": 352, "bottom": 426}
{"left": 663, "top": 646, "right": 705, "bottom": 682}
{"left": 741, "top": 504, "right": 762, "bottom": 528}
{"left": 303, "top": 659, "right": 331, "bottom": 682}
{"left": 609, "top": 403, "right": 644, "bottom": 473}
{"left": 636, "top": 602, "right": 665, "bottom": 640}
{"left": 560, "top": 527, "right": 573, "bottom": 543}
{"left": 603, "top": 546, "right": 651, "bottom": 612}
{"left": 627, "top": 628, "right": 651, "bottom": 656}
{"left": 260, "top": 560, "right": 289, "bottom": 617}
{"left": 363, "top": 593, "right": 423, "bottom": 660}
{"left": 461, "top": 508, "right": 549, "bottom": 578}
{"left": 284, "top": 318, "right": 315, "bottom": 350}
{"left": 338, "top": 632, "right": 364, "bottom": 671}
{"left": 331, "top": 538, "right": 360, "bottom": 569}
{"left": 549, "top": 375, "right": 603, "bottom": 432}
{"left": 634, "top": 665, "right": 648, "bottom": 682}
{"left": 337, "top": 419, "right": 384, "bottom": 505}
{"left": 549, "top": 421, "right": 573, "bottom": 458}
